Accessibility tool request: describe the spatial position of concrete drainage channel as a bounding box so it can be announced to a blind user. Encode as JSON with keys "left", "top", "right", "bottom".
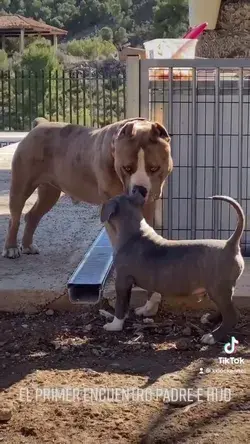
{"left": 68, "top": 228, "right": 113, "bottom": 305}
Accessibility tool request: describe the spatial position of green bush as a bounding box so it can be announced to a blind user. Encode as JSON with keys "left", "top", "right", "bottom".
{"left": 67, "top": 38, "right": 116, "bottom": 60}
{"left": 21, "top": 39, "right": 61, "bottom": 74}
{"left": 100, "top": 27, "right": 113, "bottom": 42}
{"left": 0, "top": 49, "right": 8, "bottom": 70}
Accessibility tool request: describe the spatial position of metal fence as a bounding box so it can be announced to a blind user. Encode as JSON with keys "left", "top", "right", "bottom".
{"left": 0, "top": 68, "right": 126, "bottom": 131}
{"left": 127, "top": 58, "right": 250, "bottom": 255}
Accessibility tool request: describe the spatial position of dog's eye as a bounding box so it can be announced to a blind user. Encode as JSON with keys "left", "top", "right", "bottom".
{"left": 123, "top": 166, "right": 132, "bottom": 173}
{"left": 150, "top": 166, "right": 160, "bottom": 173}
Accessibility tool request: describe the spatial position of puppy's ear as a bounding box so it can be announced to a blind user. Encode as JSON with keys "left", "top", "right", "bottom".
{"left": 100, "top": 200, "right": 118, "bottom": 223}
{"left": 151, "top": 122, "right": 171, "bottom": 142}
{"left": 117, "top": 122, "right": 136, "bottom": 139}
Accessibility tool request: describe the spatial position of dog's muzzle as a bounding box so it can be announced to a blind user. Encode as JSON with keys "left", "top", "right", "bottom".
{"left": 132, "top": 185, "right": 148, "bottom": 198}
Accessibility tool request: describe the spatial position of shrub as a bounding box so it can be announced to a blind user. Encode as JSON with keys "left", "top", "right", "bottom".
{"left": 0, "top": 49, "right": 8, "bottom": 70}
{"left": 67, "top": 38, "right": 116, "bottom": 60}
{"left": 100, "top": 27, "right": 113, "bottom": 42}
{"left": 21, "top": 39, "right": 61, "bottom": 74}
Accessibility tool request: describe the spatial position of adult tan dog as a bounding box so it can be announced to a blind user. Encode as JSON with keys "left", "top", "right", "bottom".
{"left": 2, "top": 117, "right": 173, "bottom": 260}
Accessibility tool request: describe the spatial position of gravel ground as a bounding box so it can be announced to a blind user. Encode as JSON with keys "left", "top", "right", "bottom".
{"left": 0, "top": 144, "right": 101, "bottom": 312}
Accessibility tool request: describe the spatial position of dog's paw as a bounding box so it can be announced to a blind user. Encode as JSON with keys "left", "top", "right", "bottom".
{"left": 99, "top": 309, "right": 114, "bottom": 321}
{"left": 21, "top": 244, "right": 40, "bottom": 255}
{"left": 2, "top": 247, "right": 21, "bottom": 259}
{"left": 135, "top": 301, "right": 159, "bottom": 317}
{"left": 201, "top": 333, "right": 216, "bottom": 345}
{"left": 200, "top": 313, "right": 211, "bottom": 325}
{"left": 103, "top": 317, "right": 124, "bottom": 332}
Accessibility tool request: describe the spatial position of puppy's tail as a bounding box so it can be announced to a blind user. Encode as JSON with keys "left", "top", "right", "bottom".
{"left": 209, "top": 195, "right": 245, "bottom": 251}
{"left": 32, "top": 117, "right": 49, "bottom": 128}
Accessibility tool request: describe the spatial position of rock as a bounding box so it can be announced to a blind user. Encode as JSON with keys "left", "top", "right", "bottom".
{"left": 45, "top": 309, "right": 54, "bottom": 316}
{"left": 182, "top": 326, "right": 192, "bottom": 337}
{"left": 0, "top": 405, "right": 12, "bottom": 422}
{"left": 83, "top": 368, "right": 99, "bottom": 376}
{"left": 175, "top": 338, "right": 191, "bottom": 351}
{"left": 21, "top": 324, "right": 28, "bottom": 329}
{"left": 110, "top": 362, "right": 120, "bottom": 368}
{"left": 62, "top": 347, "right": 70, "bottom": 353}
{"left": 51, "top": 341, "right": 61, "bottom": 350}
{"left": 83, "top": 324, "right": 92, "bottom": 332}
{"left": 143, "top": 318, "right": 155, "bottom": 324}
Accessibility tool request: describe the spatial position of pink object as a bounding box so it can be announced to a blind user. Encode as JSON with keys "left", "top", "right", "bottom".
{"left": 182, "top": 22, "right": 208, "bottom": 39}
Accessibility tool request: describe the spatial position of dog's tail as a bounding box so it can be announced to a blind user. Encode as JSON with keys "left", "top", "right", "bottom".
{"left": 209, "top": 195, "right": 245, "bottom": 250}
{"left": 32, "top": 117, "right": 49, "bottom": 128}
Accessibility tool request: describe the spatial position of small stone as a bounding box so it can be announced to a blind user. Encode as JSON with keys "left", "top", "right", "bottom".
{"left": 175, "top": 338, "right": 191, "bottom": 351}
{"left": 182, "top": 326, "right": 192, "bottom": 336}
{"left": 83, "top": 324, "right": 92, "bottom": 332}
{"left": 143, "top": 318, "right": 155, "bottom": 324}
{"left": 45, "top": 309, "right": 54, "bottom": 316}
{"left": 200, "top": 345, "right": 209, "bottom": 352}
{"left": 62, "top": 347, "right": 70, "bottom": 353}
{"left": 0, "top": 405, "right": 12, "bottom": 422}
{"left": 92, "top": 349, "right": 100, "bottom": 356}
{"left": 83, "top": 368, "right": 99, "bottom": 376}
{"left": 51, "top": 341, "right": 61, "bottom": 350}
{"left": 21, "top": 324, "right": 28, "bottom": 329}
{"left": 110, "top": 362, "right": 120, "bottom": 368}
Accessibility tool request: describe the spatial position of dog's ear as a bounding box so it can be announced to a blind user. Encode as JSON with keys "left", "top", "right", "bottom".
{"left": 117, "top": 122, "right": 136, "bottom": 139}
{"left": 151, "top": 122, "right": 171, "bottom": 142}
{"left": 100, "top": 200, "right": 118, "bottom": 223}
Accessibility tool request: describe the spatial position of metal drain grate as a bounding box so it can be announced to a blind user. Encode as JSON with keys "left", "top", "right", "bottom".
{"left": 68, "top": 228, "right": 113, "bottom": 304}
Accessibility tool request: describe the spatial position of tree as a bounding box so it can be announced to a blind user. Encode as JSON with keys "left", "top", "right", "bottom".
{"left": 100, "top": 27, "right": 113, "bottom": 42}
{"left": 113, "top": 27, "right": 128, "bottom": 46}
{"left": 152, "top": 0, "right": 189, "bottom": 38}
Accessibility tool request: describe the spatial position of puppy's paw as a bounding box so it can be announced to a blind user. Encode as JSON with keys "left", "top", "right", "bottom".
{"left": 21, "top": 244, "right": 40, "bottom": 255}
{"left": 200, "top": 313, "right": 211, "bottom": 325}
{"left": 135, "top": 301, "right": 159, "bottom": 317}
{"left": 103, "top": 317, "right": 124, "bottom": 332}
{"left": 2, "top": 246, "right": 21, "bottom": 259}
{"left": 201, "top": 333, "right": 216, "bottom": 345}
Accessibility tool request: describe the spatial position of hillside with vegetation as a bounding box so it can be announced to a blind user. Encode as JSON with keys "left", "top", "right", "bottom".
{"left": 1, "top": 0, "right": 189, "bottom": 52}
{"left": 0, "top": 1, "right": 188, "bottom": 131}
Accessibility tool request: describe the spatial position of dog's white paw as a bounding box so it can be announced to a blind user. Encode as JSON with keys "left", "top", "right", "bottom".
{"left": 103, "top": 317, "right": 124, "bottom": 332}
{"left": 21, "top": 244, "right": 40, "bottom": 255}
{"left": 135, "top": 304, "right": 158, "bottom": 317}
{"left": 135, "top": 297, "right": 160, "bottom": 317}
{"left": 201, "top": 333, "right": 216, "bottom": 345}
{"left": 2, "top": 247, "right": 21, "bottom": 259}
{"left": 200, "top": 313, "right": 210, "bottom": 325}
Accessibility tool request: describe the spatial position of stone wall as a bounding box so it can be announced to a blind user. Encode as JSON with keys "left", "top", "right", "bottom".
{"left": 196, "top": 0, "right": 250, "bottom": 58}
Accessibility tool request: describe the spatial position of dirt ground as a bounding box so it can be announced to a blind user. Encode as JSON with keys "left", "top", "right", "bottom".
{"left": 0, "top": 305, "right": 249, "bottom": 444}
